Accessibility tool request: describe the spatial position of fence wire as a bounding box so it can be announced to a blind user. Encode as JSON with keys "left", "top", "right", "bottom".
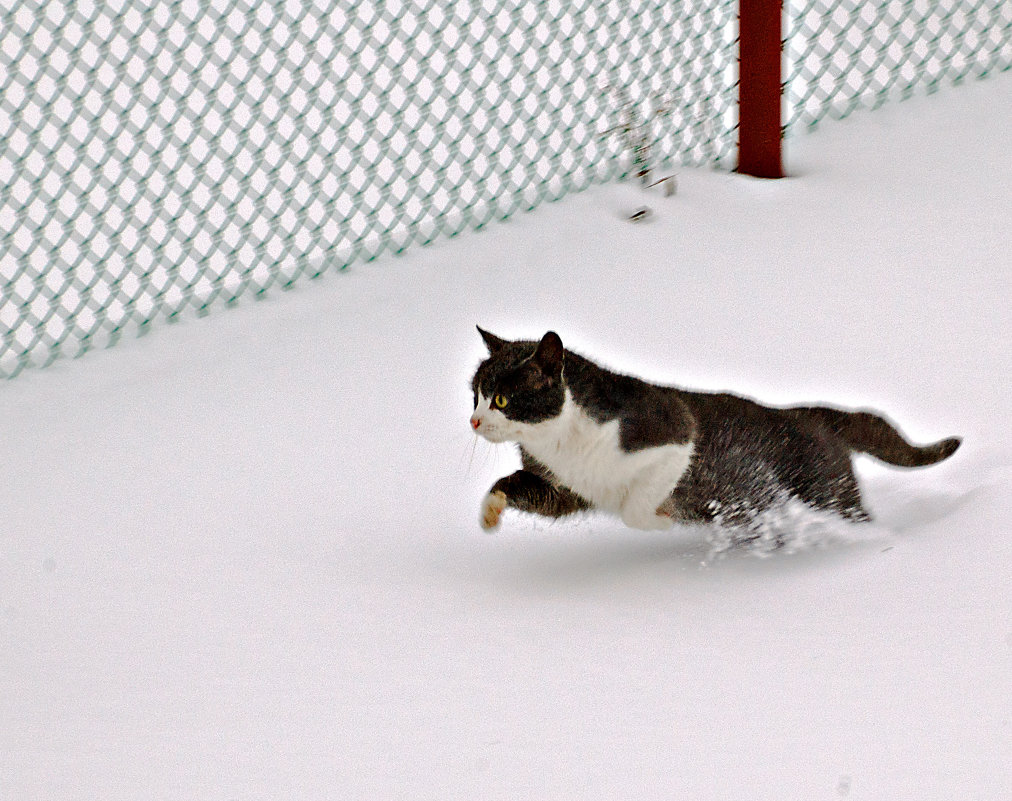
{"left": 787, "top": 0, "right": 1012, "bottom": 129}
{"left": 0, "top": 0, "right": 736, "bottom": 377}
{"left": 2, "top": 1, "right": 1010, "bottom": 378}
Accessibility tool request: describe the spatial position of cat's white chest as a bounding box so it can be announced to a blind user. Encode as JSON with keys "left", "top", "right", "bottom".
{"left": 517, "top": 393, "right": 694, "bottom": 529}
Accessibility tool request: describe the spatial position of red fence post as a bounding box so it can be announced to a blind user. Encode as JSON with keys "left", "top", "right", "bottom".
{"left": 738, "top": 0, "right": 784, "bottom": 178}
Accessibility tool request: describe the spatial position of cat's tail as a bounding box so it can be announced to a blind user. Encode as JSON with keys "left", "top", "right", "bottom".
{"left": 802, "top": 407, "right": 961, "bottom": 467}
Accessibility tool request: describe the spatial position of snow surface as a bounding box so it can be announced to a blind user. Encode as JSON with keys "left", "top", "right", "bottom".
{"left": 2, "top": 76, "right": 1010, "bottom": 800}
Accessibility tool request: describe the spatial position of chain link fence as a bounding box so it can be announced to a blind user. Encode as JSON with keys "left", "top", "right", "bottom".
{"left": 0, "top": 0, "right": 736, "bottom": 378}
{"left": 787, "top": 0, "right": 1012, "bottom": 129}
{"left": 2, "top": 1, "right": 1009, "bottom": 378}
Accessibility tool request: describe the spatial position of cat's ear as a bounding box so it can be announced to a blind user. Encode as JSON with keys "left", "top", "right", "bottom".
{"left": 477, "top": 326, "right": 508, "bottom": 354}
{"left": 532, "top": 331, "right": 564, "bottom": 380}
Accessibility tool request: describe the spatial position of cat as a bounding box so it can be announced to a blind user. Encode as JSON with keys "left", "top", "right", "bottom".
{"left": 469, "top": 327, "right": 961, "bottom": 533}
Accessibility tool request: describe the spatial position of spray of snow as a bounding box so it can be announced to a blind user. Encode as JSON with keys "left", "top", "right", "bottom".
{"left": 704, "top": 495, "right": 887, "bottom": 560}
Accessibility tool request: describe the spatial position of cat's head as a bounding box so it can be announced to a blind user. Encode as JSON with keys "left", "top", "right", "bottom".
{"left": 469, "top": 327, "right": 565, "bottom": 443}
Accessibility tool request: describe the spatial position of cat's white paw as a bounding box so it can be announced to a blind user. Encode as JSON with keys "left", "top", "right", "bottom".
{"left": 481, "top": 491, "right": 508, "bottom": 531}
{"left": 621, "top": 504, "right": 675, "bottom": 531}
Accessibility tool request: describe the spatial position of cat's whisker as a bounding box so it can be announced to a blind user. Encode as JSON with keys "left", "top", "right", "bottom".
{"left": 456, "top": 431, "right": 487, "bottom": 481}
{"left": 458, "top": 429, "right": 497, "bottom": 479}
{"left": 464, "top": 433, "right": 480, "bottom": 477}
{"left": 466, "top": 434, "right": 477, "bottom": 474}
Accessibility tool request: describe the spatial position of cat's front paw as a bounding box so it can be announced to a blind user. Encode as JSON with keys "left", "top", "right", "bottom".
{"left": 621, "top": 505, "right": 675, "bottom": 531}
{"left": 480, "top": 490, "right": 508, "bottom": 531}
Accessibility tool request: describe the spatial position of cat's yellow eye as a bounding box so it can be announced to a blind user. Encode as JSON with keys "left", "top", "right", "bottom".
{"left": 494, "top": 394, "right": 509, "bottom": 409}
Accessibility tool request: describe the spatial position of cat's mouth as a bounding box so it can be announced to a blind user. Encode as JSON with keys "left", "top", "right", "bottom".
{"left": 473, "top": 424, "right": 510, "bottom": 444}
{"left": 470, "top": 412, "right": 512, "bottom": 443}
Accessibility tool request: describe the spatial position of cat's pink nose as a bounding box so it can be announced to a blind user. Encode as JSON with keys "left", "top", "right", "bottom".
{"left": 470, "top": 416, "right": 481, "bottom": 430}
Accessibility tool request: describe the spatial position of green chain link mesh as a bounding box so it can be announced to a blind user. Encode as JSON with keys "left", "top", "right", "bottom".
{"left": 1, "top": 0, "right": 737, "bottom": 378}
{"left": 787, "top": 0, "right": 1012, "bottom": 129}
{"left": 4, "top": 1, "right": 1009, "bottom": 378}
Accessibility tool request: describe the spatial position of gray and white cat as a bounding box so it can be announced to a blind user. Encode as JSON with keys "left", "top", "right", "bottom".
{"left": 469, "top": 328, "right": 961, "bottom": 533}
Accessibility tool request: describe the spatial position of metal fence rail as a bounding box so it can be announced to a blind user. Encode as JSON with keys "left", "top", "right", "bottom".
{"left": 0, "top": 0, "right": 736, "bottom": 377}
{"left": 787, "top": 0, "right": 1012, "bottom": 129}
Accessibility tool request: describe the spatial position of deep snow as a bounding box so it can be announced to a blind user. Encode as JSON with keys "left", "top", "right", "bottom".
{"left": 2, "top": 76, "right": 1010, "bottom": 800}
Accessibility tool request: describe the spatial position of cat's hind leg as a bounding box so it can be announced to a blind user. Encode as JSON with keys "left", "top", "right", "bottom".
{"left": 480, "top": 470, "right": 589, "bottom": 531}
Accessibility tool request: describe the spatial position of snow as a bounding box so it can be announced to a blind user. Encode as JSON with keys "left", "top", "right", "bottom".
{"left": 2, "top": 75, "right": 1010, "bottom": 799}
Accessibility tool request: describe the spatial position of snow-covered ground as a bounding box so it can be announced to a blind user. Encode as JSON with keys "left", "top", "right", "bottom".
{"left": 3, "top": 75, "right": 1010, "bottom": 799}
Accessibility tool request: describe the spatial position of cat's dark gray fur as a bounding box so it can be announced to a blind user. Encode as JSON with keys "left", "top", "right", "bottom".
{"left": 470, "top": 328, "right": 961, "bottom": 531}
